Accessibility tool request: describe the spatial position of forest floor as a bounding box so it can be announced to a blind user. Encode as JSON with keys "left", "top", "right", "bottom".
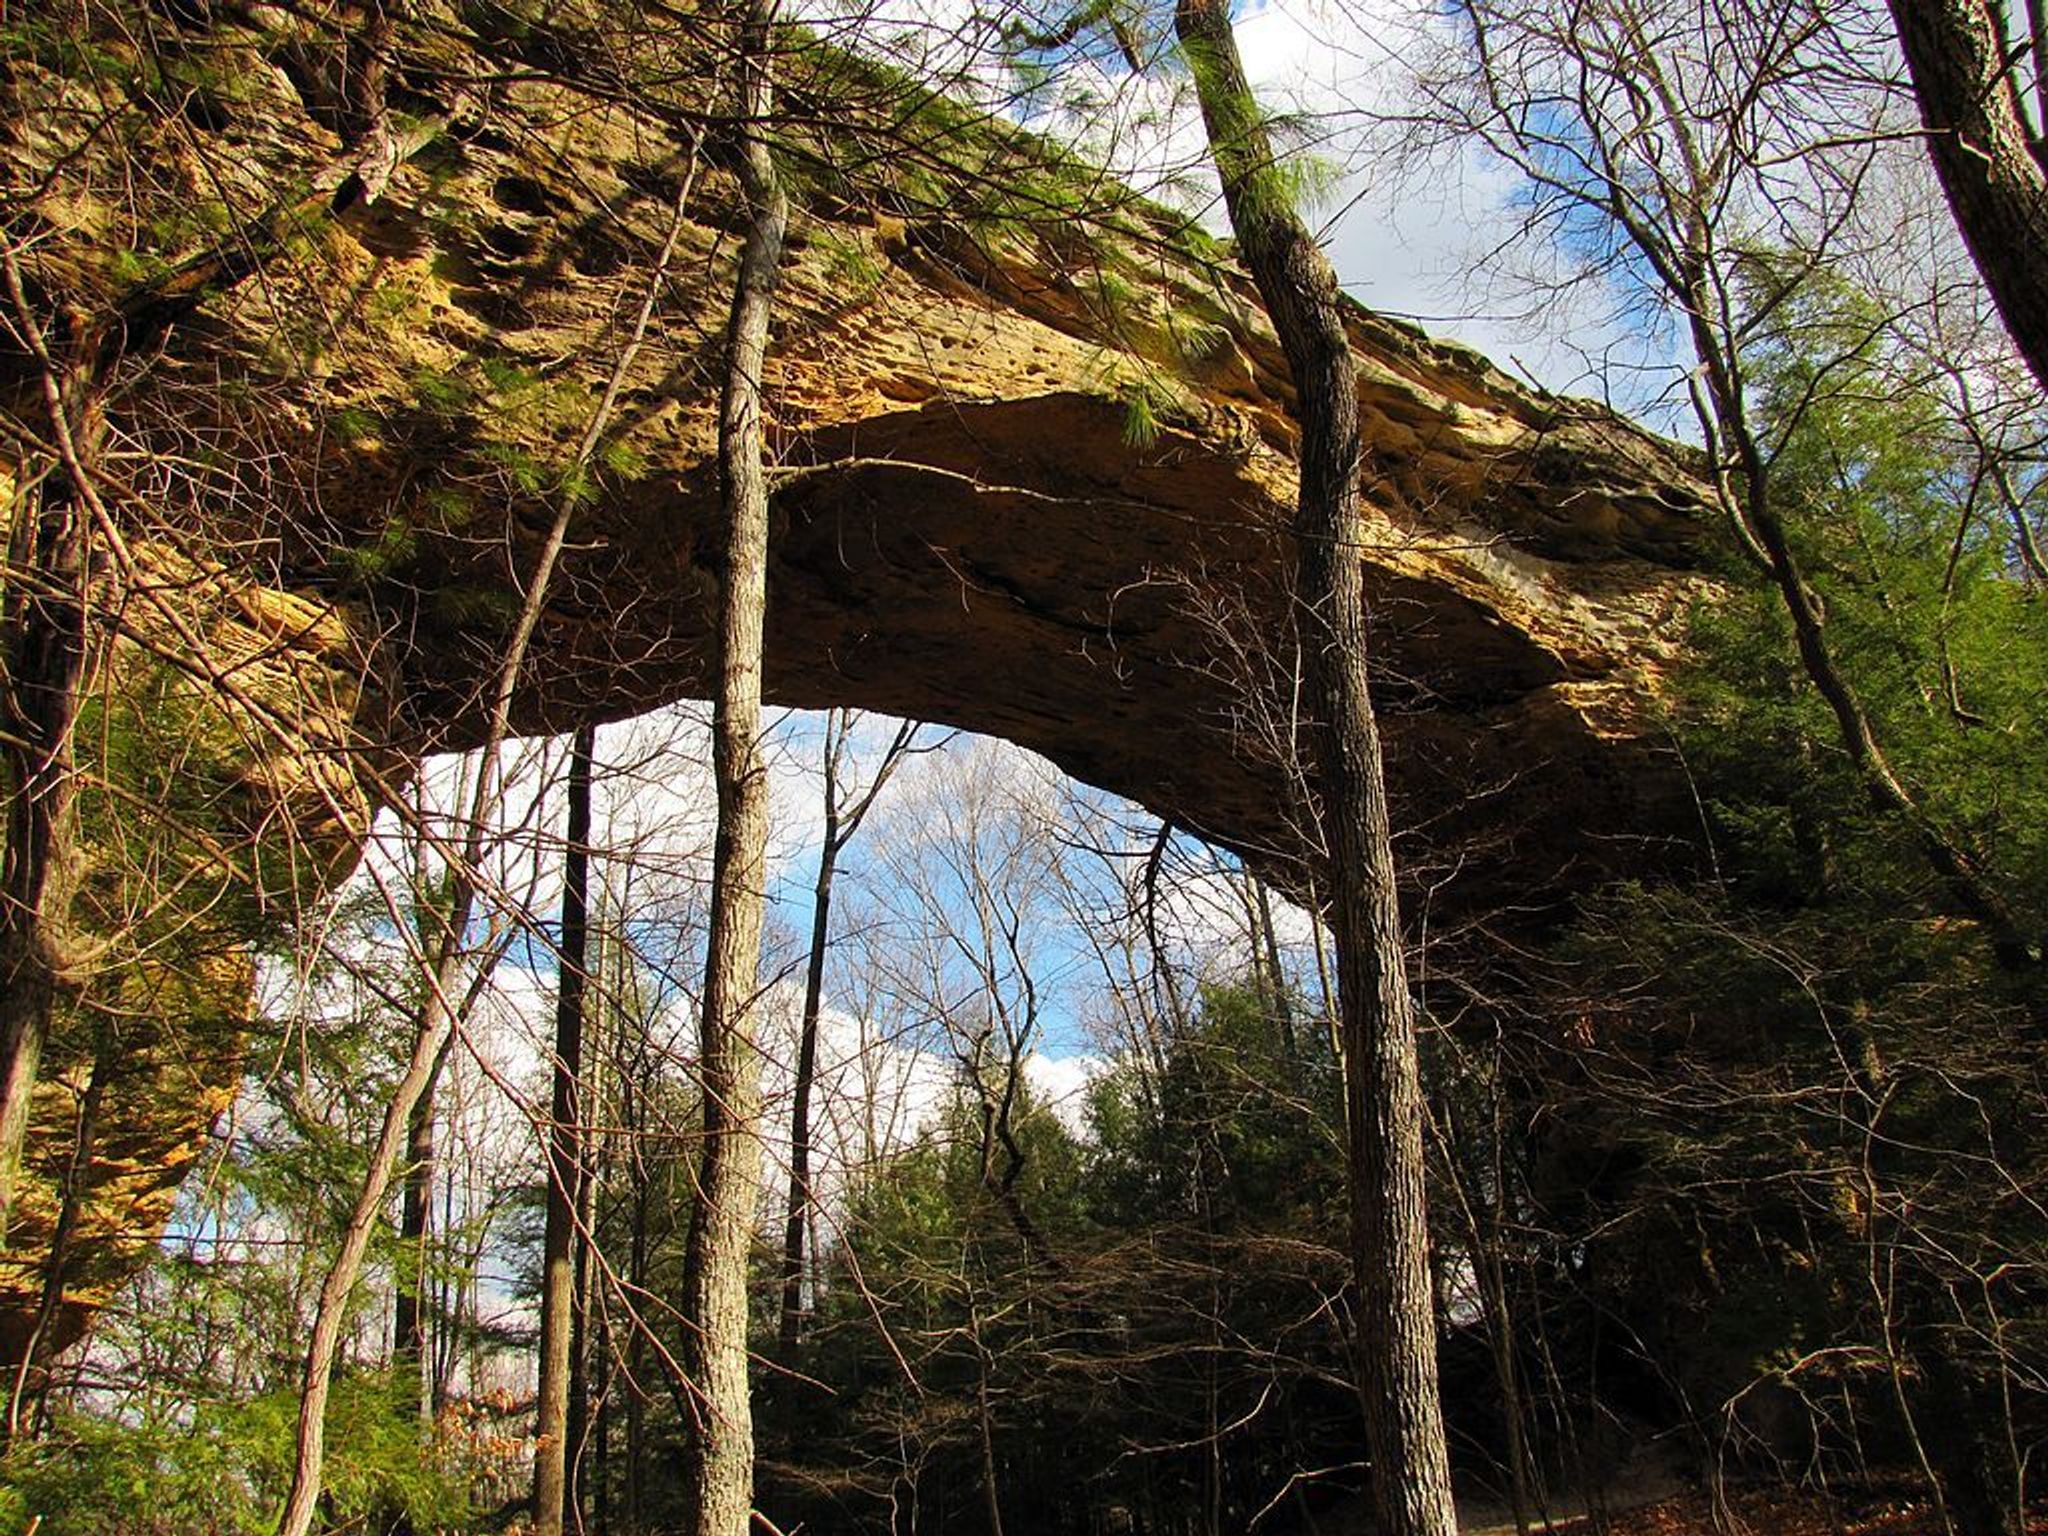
{"left": 1464, "top": 1487, "right": 2048, "bottom": 1536}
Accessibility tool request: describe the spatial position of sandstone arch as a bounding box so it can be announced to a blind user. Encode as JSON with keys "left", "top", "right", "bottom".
{"left": 395, "top": 378, "right": 1707, "bottom": 916}
{"left": 0, "top": 13, "right": 1715, "bottom": 1360}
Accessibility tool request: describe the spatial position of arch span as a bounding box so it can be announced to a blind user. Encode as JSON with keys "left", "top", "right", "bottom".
{"left": 393, "top": 384, "right": 1707, "bottom": 918}
{"left": 0, "top": 25, "right": 1717, "bottom": 1353}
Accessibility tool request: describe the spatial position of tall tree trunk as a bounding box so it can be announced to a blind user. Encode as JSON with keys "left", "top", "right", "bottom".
{"left": 678, "top": 3, "right": 785, "bottom": 1529}
{"left": 571, "top": 998, "right": 606, "bottom": 1514}
{"left": 972, "top": 1302, "right": 1007, "bottom": 1536}
{"left": 1890, "top": 0, "right": 2048, "bottom": 394}
{"left": 4, "top": 1033, "right": 107, "bottom": 1439}
{"left": 777, "top": 711, "right": 917, "bottom": 1359}
{"left": 393, "top": 1026, "right": 456, "bottom": 1423}
{"left": 0, "top": 6, "right": 415, "bottom": 1240}
{"left": 1172, "top": 5, "right": 1458, "bottom": 1533}
{"left": 393, "top": 1093, "right": 431, "bottom": 1397}
{"left": 1912, "top": 1313, "right": 2019, "bottom": 1536}
{"left": 535, "top": 723, "right": 596, "bottom": 1536}
{"left": 586, "top": 983, "right": 615, "bottom": 1536}
{"left": 624, "top": 982, "right": 649, "bottom": 1534}
{"left": 594, "top": 1306, "right": 614, "bottom": 1536}
{"left": 278, "top": 925, "right": 480, "bottom": 1536}
{"left": 1474, "top": 1083, "right": 1535, "bottom": 1536}
{"left": 776, "top": 828, "right": 836, "bottom": 1361}
{"left": 0, "top": 297, "right": 103, "bottom": 1246}
{"left": 1253, "top": 875, "right": 1296, "bottom": 1059}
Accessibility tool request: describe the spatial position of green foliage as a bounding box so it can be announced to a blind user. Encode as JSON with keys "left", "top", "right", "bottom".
{"left": 760, "top": 986, "right": 1358, "bottom": 1536}
{"left": 332, "top": 510, "right": 422, "bottom": 583}
{"left": 1161, "top": 298, "right": 1231, "bottom": 367}
{"left": 1088, "top": 983, "right": 1343, "bottom": 1227}
{"left": 1508, "top": 271, "right": 2048, "bottom": 1484}
{"left": 366, "top": 281, "right": 429, "bottom": 330}
{"left": 0, "top": 14, "right": 136, "bottom": 85}
{"left": 409, "top": 366, "right": 473, "bottom": 417}
{"left": 105, "top": 247, "right": 164, "bottom": 288}
{"left": 840, "top": 1072, "right": 1090, "bottom": 1276}
{"left": 1672, "top": 280, "right": 2048, "bottom": 934}
{"left": 477, "top": 355, "right": 543, "bottom": 398}
{"left": 478, "top": 439, "right": 552, "bottom": 496}
{"left": 812, "top": 228, "right": 885, "bottom": 294}
{"left": 594, "top": 434, "right": 645, "bottom": 480}
{"left": 0, "top": 1375, "right": 475, "bottom": 1536}
{"left": 71, "top": 648, "right": 318, "bottom": 973}
{"left": 1083, "top": 352, "right": 1194, "bottom": 447}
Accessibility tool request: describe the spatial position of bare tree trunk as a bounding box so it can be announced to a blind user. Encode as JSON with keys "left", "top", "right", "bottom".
{"left": 612, "top": 906, "right": 651, "bottom": 1535}
{"left": 0, "top": 291, "right": 103, "bottom": 1246}
{"left": 972, "top": 1302, "right": 1007, "bottom": 1536}
{"left": 584, "top": 995, "right": 614, "bottom": 1536}
{"left": 1486, "top": 1118, "right": 1536, "bottom": 1536}
{"left": 1253, "top": 875, "right": 1296, "bottom": 1059}
{"left": 394, "top": 1017, "right": 457, "bottom": 1426}
{"left": 594, "top": 1303, "right": 614, "bottom": 1536}
{"left": 535, "top": 723, "right": 596, "bottom": 1536}
{"left": 571, "top": 998, "right": 606, "bottom": 1517}
{"left": 1172, "top": 5, "right": 1458, "bottom": 1532}
{"left": 4, "top": 1034, "right": 106, "bottom": 1440}
{"left": 1913, "top": 1313, "right": 2019, "bottom": 1536}
{"left": 777, "top": 775, "right": 839, "bottom": 1361}
{"left": 277, "top": 928, "right": 479, "bottom": 1536}
{"left": 624, "top": 989, "right": 649, "bottom": 1534}
{"left": 778, "top": 712, "right": 918, "bottom": 1359}
{"left": 677, "top": 3, "right": 785, "bottom": 1529}
{"left": 393, "top": 1092, "right": 432, "bottom": 1401}
{"left": 1472, "top": 1080, "right": 1535, "bottom": 1536}
{"left": 1890, "top": 0, "right": 2048, "bottom": 394}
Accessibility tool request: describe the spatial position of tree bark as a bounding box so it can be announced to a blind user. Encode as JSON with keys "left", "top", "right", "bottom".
{"left": 1253, "top": 875, "right": 1296, "bottom": 1059}
{"left": 1172, "top": 4, "right": 1458, "bottom": 1532}
{"left": 973, "top": 1303, "right": 1007, "bottom": 1536}
{"left": 776, "top": 828, "right": 836, "bottom": 1362}
{"left": 394, "top": 1014, "right": 457, "bottom": 1423}
{"left": 535, "top": 723, "right": 596, "bottom": 1536}
{"left": 1890, "top": 0, "right": 2048, "bottom": 394}
{"left": 0, "top": 14, "right": 420, "bottom": 1236}
{"left": 4, "top": 1035, "right": 106, "bottom": 1440}
{"left": 571, "top": 998, "right": 606, "bottom": 1511}
{"left": 1912, "top": 1313, "right": 2020, "bottom": 1536}
{"left": 623, "top": 958, "right": 650, "bottom": 1533}
{"left": 777, "top": 711, "right": 917, "bottom": 1359}
{"left": 677, "top": 2, "right": 785, "bottom": 1529}
{"left": 0, "top": 379, "right": 98, "bottom": 1248}
{"left": 277, "top": 929, "right": 476, "bottom": 1536}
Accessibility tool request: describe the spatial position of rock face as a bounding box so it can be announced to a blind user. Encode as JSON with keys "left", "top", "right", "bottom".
{"left": 338, "top": 92, "right": 1710, "bottom": 906}
{"left": 0, "top": 4, "right": 1712, "bottom": 1359}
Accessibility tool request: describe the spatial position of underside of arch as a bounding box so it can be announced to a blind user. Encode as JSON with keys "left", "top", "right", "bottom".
{"left": 390, "top": 387, "right": 1705, "bottom": 920}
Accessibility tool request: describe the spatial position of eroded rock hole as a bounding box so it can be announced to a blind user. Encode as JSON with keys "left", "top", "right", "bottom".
{"left": 491, "top": 174, "right": 552, "bottom": 217}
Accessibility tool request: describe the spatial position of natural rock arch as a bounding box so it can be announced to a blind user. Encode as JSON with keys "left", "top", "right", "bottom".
{"left": 0, "top": 361, "right": 1709, "bottom": 1365}
{"left": 394, "top": 385, "right": 1706, "bottom": 914}
{"left": 0, "top": 16, "right": 1716, "bottom": 1358}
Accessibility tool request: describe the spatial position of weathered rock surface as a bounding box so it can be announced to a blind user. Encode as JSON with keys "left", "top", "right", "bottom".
{"left": 333, "top": 88, "right": 1712, "bottom": 901}
{"left": 0, "top": 4, "right": 1713, "bottom": 1359}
